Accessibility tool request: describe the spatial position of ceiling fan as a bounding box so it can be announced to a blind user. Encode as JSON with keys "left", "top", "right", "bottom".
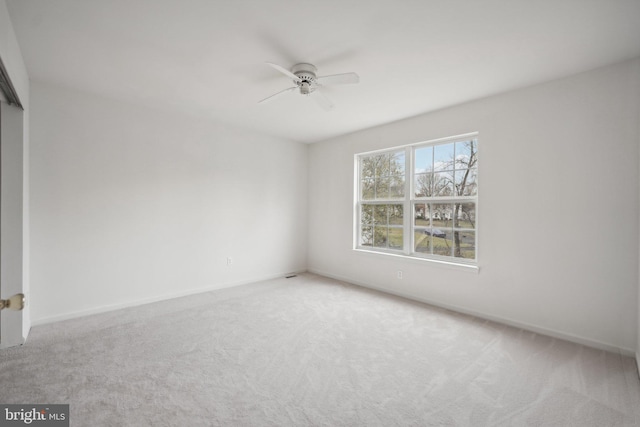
{"left": 259, "top": 62, "right": 359, "bottom": 111}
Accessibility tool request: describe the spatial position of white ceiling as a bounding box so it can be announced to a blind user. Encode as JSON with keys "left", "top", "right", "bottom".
{"left": 6, "top": 0, "right": 640, "bottom": 143}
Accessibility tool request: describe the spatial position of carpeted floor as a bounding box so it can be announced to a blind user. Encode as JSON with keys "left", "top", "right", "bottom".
{"left": 1, "top": 273, "right": 639, "bottom": 426}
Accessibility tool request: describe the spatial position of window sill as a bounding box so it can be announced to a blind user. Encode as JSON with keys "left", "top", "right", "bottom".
{"left": 353, "top": 248, "right": 480, "bottom": 273}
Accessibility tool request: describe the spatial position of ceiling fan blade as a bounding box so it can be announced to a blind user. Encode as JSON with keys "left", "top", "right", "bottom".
{"left": 316, "top": 72, "right": 359, "bottom": 85}
{"left": 311, "top": 90, "right": 334, "bottom": 111}
{"left": 258, "top": 86, "right": 297, "bottom": 104}
{"left": 266, "top": 62, "right": 300, "bottom": 81}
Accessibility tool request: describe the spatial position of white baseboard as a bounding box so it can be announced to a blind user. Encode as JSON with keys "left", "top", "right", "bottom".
{"left": 31, "top": 271, "right": 301, "bottom": 326}
{"left": 308, "top": 268, "right": 636, "bottom": 357}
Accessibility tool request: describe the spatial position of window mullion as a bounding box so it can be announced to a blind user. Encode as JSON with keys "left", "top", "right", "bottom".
{"left": 404, "top": 146, "right": 412, "bottom": 255}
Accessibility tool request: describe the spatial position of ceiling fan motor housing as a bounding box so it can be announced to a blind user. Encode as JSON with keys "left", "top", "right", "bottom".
{"left": 292, "top": 63, "right": 317, "bottom": 94}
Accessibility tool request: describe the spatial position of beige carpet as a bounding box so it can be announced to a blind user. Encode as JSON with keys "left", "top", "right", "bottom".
{"left": 1, "top": 273, "right": 639, "bottom": 426}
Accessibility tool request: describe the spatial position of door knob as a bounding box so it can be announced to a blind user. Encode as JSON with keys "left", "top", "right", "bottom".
{"left": 0, "top": 293, "right": 25, "bottom": 311}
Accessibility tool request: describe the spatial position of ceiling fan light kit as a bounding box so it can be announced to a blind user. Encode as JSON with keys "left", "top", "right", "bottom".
{"left": 259, "top": 62, "right": 359, "bottom": 111}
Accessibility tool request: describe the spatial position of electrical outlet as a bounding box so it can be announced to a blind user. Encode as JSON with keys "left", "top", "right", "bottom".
{"left": 397, "top": 270, "right": 403, "bottom": 279}
{"left": 226, "top": 257, "right": 233, "bottom": 266}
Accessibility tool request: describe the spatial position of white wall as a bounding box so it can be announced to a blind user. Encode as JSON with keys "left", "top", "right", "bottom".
{"left": 29, "top": 81, "right": 307, "bottom": 323}
{"left": 309, "top": 58, "right": 640, "bottom": 354}
{"left": 0, "top": 0, "right": 30, "bottom": 344}
{"left": 637, "top": 60, "right": 640, "bottom": 371}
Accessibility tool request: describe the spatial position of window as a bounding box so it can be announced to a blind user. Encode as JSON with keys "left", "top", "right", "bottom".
{"left": 356, "top": 134, "right": 478, "bottom": 263}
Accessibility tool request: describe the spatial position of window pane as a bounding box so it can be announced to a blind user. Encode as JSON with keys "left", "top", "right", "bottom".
{"left": 432, "top": 230, "right": 453, "bottom": 256}
{"left": 414, "top": 173, "right": 432, "bottom": 197}
{"left": 390, "top": 175, "right": 405, "bottom": 198}
{"left": 455, "top": 140, "right": 477, "bottom": 170}
{"left": 391, "top": 152, "right": 405, "bottom": 175}
{"left": 373, "top": 226, "right": 387, "bottom": 247}
{"left": 360, "top": 227, "right": 373, "bottom": 246}
{"left": 454, "top": 168, "right": 477, "bottom": 196}
{"left": 361, "top": 178, "right": 375, "bottom": 199}
{"left": 433, "top": 171, "right": 454, "bottom": 197}
{"left": 453, "top": 230, "right": 475, "bottom": 259}
{"left": 414, "top": 203, "right": 430, "bottom": 226}
{"left": 389, "top": 204, "right": 403, "bottom": 225}
{"left": 434, "top": 143, "right": 454, "bottom": 172}
{"left": 431, "top": 203, "right": 453, "bottom": 256}
{"left": 432, "top": 203, "right": 453, "bottom": 229}
{"left": 373, "top": 205, "right": 387, "bottom": 225}
{"left": 415, "top": 146, "right": 433, "bottom": 173}
{"left": 375, "top": 153, "right": 391, "bottom": 178}
{"left": 357, "top": 151, "right": 406, "bottom": 200}
{"left": 361, "top": 156, "right": 376, "bottom": 180}
{"left": 361, "top": 204, "right": 374, "bottom": 225}
{"left": 389, "top": 227, "right": 403, "bottom": 249}
{"left": 375, "top": 177, "right": 389, "bottom": 199}
{"left": 414, "top": 230, "right": 431, "bottom": 253}
{"left": 454, "top": 203, "right": 476, "bottom": 229}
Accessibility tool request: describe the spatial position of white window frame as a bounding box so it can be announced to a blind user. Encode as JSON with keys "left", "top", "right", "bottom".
{"left": 354, "top": 133, "right": 478, "bottom": 266}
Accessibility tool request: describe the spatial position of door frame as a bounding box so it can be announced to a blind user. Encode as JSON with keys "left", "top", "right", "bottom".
{"left": 0, "top": 53, "right": 29, "bottom": 349}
